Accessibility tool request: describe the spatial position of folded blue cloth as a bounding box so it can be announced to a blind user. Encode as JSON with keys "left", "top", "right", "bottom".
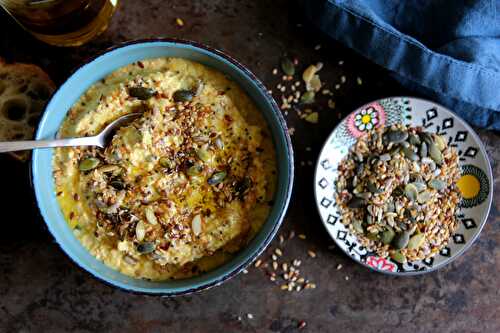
{"left": 303, "top": 0, "right": 500, "bottom": 130}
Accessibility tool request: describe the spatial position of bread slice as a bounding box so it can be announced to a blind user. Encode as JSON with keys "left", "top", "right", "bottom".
{"left": 0, "top": 58, "right": 56, "bottom": 161}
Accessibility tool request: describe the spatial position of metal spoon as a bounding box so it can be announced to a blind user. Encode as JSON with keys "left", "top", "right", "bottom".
{"left": 0, "top": 112, "right": 141, "bottom": 153}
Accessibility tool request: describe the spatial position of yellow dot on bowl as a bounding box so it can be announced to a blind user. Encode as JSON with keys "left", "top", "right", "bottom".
{"left": 457, "top": 174, "right": 480, "bottom": 199}
{"left": 361, "top": 115, "right": 371, "bottom": 124}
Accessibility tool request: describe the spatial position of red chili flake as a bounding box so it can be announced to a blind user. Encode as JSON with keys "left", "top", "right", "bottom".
{"left": 137, "top": 61, "right": 144, "bottom": 68}
{"left": 224, "top": 114, "right": 233, "bottom": 123}
{"left": 73, "top": 193, "right": 79, "bottom": 201}
{"left": 56, "top": 191, "right": 63, "bottom": 196}
{"left": 298, "top": 321, "right": 307, "bottom": 329}
{"left": 69, "top": 212, "right": 75, "bottom": 220}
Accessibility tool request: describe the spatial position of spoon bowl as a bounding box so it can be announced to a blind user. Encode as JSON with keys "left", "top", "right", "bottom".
{"left": 0, "top": 112, "right": 141, "bottom": 153}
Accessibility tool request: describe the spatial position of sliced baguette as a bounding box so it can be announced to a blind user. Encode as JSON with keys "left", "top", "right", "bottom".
{"left": 0, "top": 58, "right": 56, "bottom": 161}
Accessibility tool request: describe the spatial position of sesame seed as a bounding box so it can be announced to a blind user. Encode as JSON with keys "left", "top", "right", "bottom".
{"left": 293, "top": 259, "right": 302, "bottom": 266}
{"left": 288, "top": 284, "right": 293, "bottom": 291}
{"left": 247, "top": 313, "right": 254, "bottom": 319}
{"left": 298, "top": 277, "right": 305, "bottom": 283}
{"left": 242, "top": 269, "right": 248, "bottom": 274}
{"left": 296, "top": 285, "right": 302, "bottom": 292}
{"left": 282, "top": 263, "right": 289, "bottom": 272}
{"left": 335, "top": 84, "right": 340, "bottom": 90}
{"left": 282, "top": 75, "right": 287, "bottom": 81}
{"left": 255, "top": 259, "right": 262, "bottom": 268}
{"left": 281, "top": 284, "right": 288, "bottom": 290}
{"left": 280, "top": 86, "right": 286, "bottom": 92}
{"left": 279, "top": 234, "right": 285, "bottom": 244}
{"left": 270, "top": 276, "right": 276, "bottom": 281}
{"left": 289, "top": 230, "right": 295, "bottom": 239}
{"left": 338, "top": 60, "right": 344, "bottom": 65}
{"left": 307, "top": 250, "right": 317, "bottom": 258}
{"left": 272, "top": 254, "right": 278, "bottom": 261}
{"left": 272, "top": 261, "right": 278, "bottom": 270}
{"left": 298, "top": 234, "right": 306, "bottom": 239}
{"left": 275, "top": 248, "right": 283, "bottom": 256}
{"left": 345, "top": 276, "right": 350, "bottom": 281}
{"left": 284, "top": 273, "right": 289, "bottom": 280}
{"left": 272, "top": 68, "right": 278, "bottom": 75}
{"left": 305, "top": 147, "right": 311, "bottom": 151}
{"left": 294, "top": 81, "right": 301, "bottom": 87}
{"left": 357, "top": 77, "right": 363, "bottom": 85}
{"left": 336, "top": 264, "right": 343, "bottom": 270}
{"left": 341, "top": 75, "right": 346, "bottom": 83}
{"left": 314, "top": 44, "right": 321, "bottom": 50}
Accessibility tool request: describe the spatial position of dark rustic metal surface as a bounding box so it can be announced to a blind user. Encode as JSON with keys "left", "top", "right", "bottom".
{"left": 0, "top": 1, "right": 499, "bottom": 332}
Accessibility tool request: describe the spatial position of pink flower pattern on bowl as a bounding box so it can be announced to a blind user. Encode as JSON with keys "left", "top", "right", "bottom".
{"left": 366, "top": 256, "right": 397, "bottom": 272}
{"left": 347, "top": 102, "right": 386, "bottom": 138}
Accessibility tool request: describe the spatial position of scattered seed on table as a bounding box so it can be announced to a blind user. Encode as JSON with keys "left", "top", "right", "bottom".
{"left": 255, "top": 259, "right": 262, "bottom": 268}
{"left": 272, "top": 68, "right": 278, "bottom": 75}
{"left": 275, "top": 248, "right": 283, "bottom": 256}
{"left": 272, "top": 261, "right": 278, "bottom": 270}
{"left": 336, "top": 264, "right": 343, "bottom": 270}
{"left": 341, "top": 75, "right": 346, "bottom": 83}
{"left": 338, "top": 60, "right": 344, "bottom": 65}
{"left": 308, "top": 250, "right": 317, "bottom": 258}
{"left": 247, "top": 313, "right": 254, "bottom": 319}
{"left": 298, "top": 234, "right": 306, "bottom": 239}
{"left": 357, "top": 77, "right": 363, "bottom": 85}
{"left": 175, "top": 18, "right": 184, "bottom": 26}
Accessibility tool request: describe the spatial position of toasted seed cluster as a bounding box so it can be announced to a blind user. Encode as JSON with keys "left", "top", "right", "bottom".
{"left": 336, "top": 124, "right": 461, "bottom": 263}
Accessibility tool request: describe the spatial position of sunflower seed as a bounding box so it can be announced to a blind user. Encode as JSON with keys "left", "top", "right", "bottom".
{"left": 352, "top": 219, "right": 364, "bottom": 233}
{"left": 428, "top": 142, "right": 443, "bottom": 165}
{"left": 409, "top": 133, "right": 421, "bottom": 145}
{"left": 300, "top": 91, "right": 315, "bottom": 104}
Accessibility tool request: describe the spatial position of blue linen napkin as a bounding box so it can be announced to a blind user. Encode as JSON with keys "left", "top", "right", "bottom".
{"left": 302, "top": 0, "right": 500, "bottom": 130}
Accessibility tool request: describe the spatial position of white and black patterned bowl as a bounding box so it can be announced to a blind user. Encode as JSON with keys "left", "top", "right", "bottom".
{"left": 314, "top": 97, "right": 493, "bottom": 275}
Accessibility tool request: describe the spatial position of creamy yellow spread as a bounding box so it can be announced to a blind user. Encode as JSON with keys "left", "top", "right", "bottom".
{"left": 53, "top": 58, "right": 277, "bottom": 280}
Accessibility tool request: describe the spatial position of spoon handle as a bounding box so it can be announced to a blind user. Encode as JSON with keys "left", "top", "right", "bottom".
{"left": 0, "top": 136, "right": 97, "bottom": 153}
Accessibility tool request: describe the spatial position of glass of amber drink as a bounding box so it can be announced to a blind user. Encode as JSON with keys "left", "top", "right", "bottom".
{"left": 0, "top": 0, "right": 118, "bottom": 47}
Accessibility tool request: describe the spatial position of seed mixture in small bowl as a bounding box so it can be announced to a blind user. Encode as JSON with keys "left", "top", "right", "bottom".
{"left": 314, "top": 97, "right": 493, "bottom": 275}
{"left": 336, "top": 124, "right": 461, "bottom": 264}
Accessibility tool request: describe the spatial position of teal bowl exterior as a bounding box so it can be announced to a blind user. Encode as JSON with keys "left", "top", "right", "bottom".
{"left": 32, "top": 39, "right": 294, "bottom": 295}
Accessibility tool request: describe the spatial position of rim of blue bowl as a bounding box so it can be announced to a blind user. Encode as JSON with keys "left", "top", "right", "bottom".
{"left": 313, "top": 96, "right": 493, "bottom": 276}
{"left": 32, "top": 38, "right": 294, "bottom": 295}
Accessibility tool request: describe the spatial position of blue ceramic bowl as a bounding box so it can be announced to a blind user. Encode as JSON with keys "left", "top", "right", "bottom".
{"left": 32, "top": 39, "right": 294, "bottom": 295}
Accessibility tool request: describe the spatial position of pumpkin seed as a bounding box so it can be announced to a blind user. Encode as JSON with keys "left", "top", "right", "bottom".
{"left": 417, "top": 190, "right": 431, "bottom": 204}
{"left": 400, "top": 141, "right": 410, "bottom": 149}
{"left": 413, "top": 182, "right": 427, "bottom": 192}
{"left": 145, "top": 206, "right": 158, "bottom": 225}
{"left": 404, "top": 183, "right": 418, "bottom": 202}
{"left": 79, "top": 157, "right": 100, "bottom": 171}
{"left": 135, "top": 221, "right": 146, "bottom": 241}
{"left": 393, "top": 231, "right": 411, "bottom": 249}
{"left": 390, "top": 251, "right": 407, "bottom": 264}
{"left": 195, "top": 148, "right": 210, "bottom": 162}
{"left": 409, "top": 133, "right": 421, "bottom": 145}
{"left": 137, "top": 241, "right": 155, "bottom": 254}
{"left": 428, "top": 142, "right": 443, "bottom": 165}
{"left": 408, "top": 233, "right": 425, "bottom": 249}
{"left": 347, "top": 197, "right": 365, "bottom": 208}
{"left": 110, "top": 179, "right": 125, "bottom": 190}
{"left": 434, "top": 134, "right": 447, "bottom": 151}
{"left": 420, "top": 132, "right": 434, "bottom": 145}
{"left": 208, "top": 171, "right": 227, "bottom": 185}
{"left": 173, "top": 89, "right": 194, "bottom": 102}
{"left": 352, "top": 219, "right": 364, "bottom": 233}
{"left": 402, "top": 147, "right": 419, "bottom": 161}
{"left": 280, "top": 57, "right": 295, "bottom": 76}
{"left": 159, "top": 157, "right": 174, "bottom": 169}
{"left": 429, "top": 178, "right": 446, "bottom": 191}
{"left": 385, "top": 130, "right": 408, "bottom": 143}
{"left": 129, "top": 87, "right": 155, "bottom": 100}
{"left": 186, "top": 164, "right": 203, "bottom": 176}
{"left": 366, "top": 181, "right": 380, "bottom": 193}
{"left": 381, "top": 227, "right": 395, "bottom": 244}
{"left": 300, "top": 91, "right": 315, "bottom": 104}
{"left": 419, "top": 141, "right": 428, "bottom": 158}
{"left": 379, "top": 153, "right": 391, "bottom": 162}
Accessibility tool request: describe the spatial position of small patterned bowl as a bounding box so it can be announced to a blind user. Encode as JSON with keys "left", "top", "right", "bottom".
{"left": 32, "top": 39, "right": 294, "bottom": 295}
{"left": 314, "top": 97, "right": 493, "bottom": 275}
